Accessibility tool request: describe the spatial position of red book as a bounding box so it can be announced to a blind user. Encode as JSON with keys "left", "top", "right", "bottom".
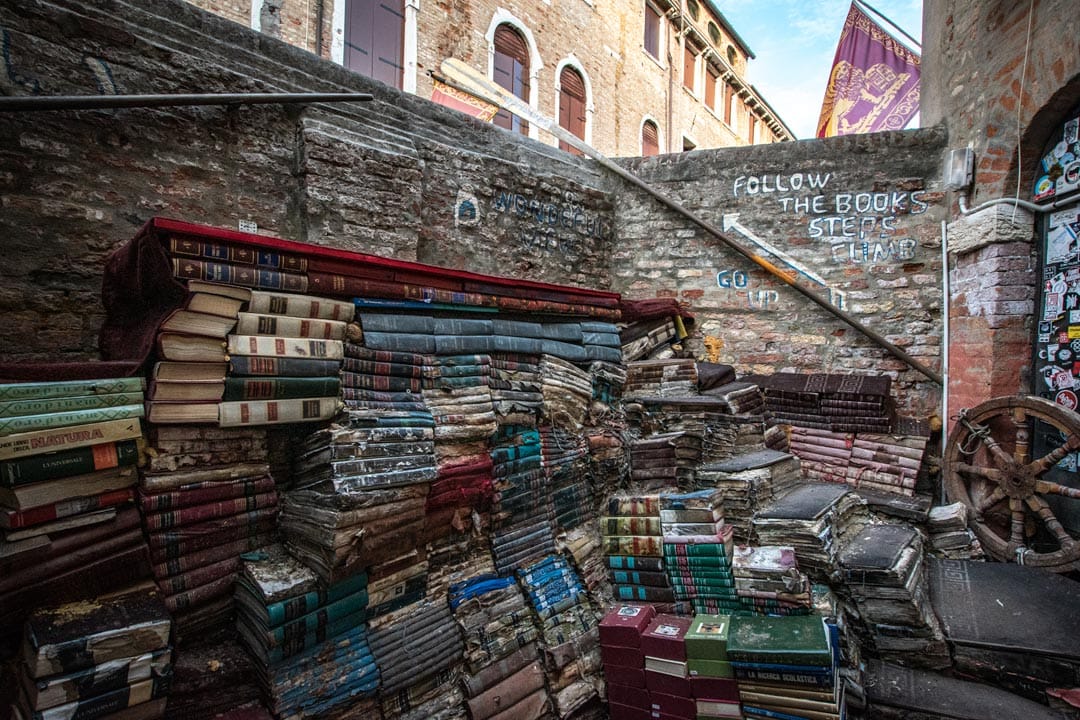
{"left": 604, "top": 666, "right": 646, "bottom": 689}
{"left": 641, "top": 615, "right": 693, "bottom": 661}
{"left": 152, "top": 533, "right": 274, "bottom": 578}
{"left": 607, "top": 683, "right": 651, "bottom": 710}
{"left": 143, "top": 492, "right": 278, "bottom": 531}
{"left": 164, "top": 572, "right": 237, "bottom": 612}
{"left": 649, "top": 692, "right": 695, "bottom": 720}
{"left": 157, "top": 555, "right": 243, "bottom": 595}
{"left": 139, "top": 476, "right": 276, "bottom": 513}
{"left": 688, "top": 676, "right": 740, "bottom": 702}
{"left": 608, "top": 703, "right": 650, "bottom": 720}
{"left": 600, "top": 644, "right": 645, "bottom": 669}
{"left": 646, "top": 669, "right": 692, "bottom": 697}
{"left": 600, "top": 604, "right": 657, "bottom": 648}
{"left": 147, "top": 508, "right": 279, "bottom": 554}
{"left": 0, "top": 488, "right": 133, "bottom": 529}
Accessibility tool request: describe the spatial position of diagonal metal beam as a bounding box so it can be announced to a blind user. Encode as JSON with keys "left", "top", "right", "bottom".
{"left": 435, "top": 58, "right": 943, "bottom": 386}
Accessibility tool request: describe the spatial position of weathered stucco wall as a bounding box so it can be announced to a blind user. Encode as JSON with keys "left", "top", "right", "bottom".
{"left": 610, "top": 130, "right": 949, "bottom": 424}
{"left": 0, "top": 0, "right": 614, "bottom": 362}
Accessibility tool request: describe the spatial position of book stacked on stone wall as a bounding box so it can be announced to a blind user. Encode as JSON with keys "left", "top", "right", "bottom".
{"left": 487, "top": 353, "right": 544, "bottom": 426}
{"left": 787, "top": 427, "right": 930, "bottom": 499}
{"left": 539, "top": 354, "right": 593, "bottom": 431}
{"left": 601, "top": 494, "right": 674, "bottom": 606}
{"left": 0, "top": 376, "right": 149, "bottom": 633}
{"left": 282, "top": 411, "right": 435, "bottom": 584}
{"left": 630, "top": 431, "right": 701, "bottom": 490}
{"left": 516, "top": 554, "right": 600, "bottom": 718}
{"left": 926, "top": 502, "right": 983, "bottom": 559}
{"left": 696, "top": 449, "right": 802, "bottom": 543}
{"left": 684, "top": 614, "right": 742, "bottom": 719}
{"left": 624, "top": 359, "right": 698, "bottom": 398}
{"left": 750, "top": 372, "right": 894, "bottom": 433}
{"left": 752, "top": 483, "right": 871, "bottom": 584}
{"left": 339, "top": 343, "right": 430, "bottom": 412}
{"left": 543, "top": 425, "right": 594, "bottom": 531}
{"left": 450, "top": 574, "right": 546, "bottom": 719}
{"left": 599, "top": 604, "right": 655, "bottom": 719}
{"left": 13, "top": 586, "right": 172, "bottom": 720}
{"left": 838, "top": 524, "right": 950, "bottom": 669}
{"left": 138, "top": 424, "right": 277, "bottom": 638}
{"left": 618, "top": 298, "right": 693, "bottom": 362}
{"left": 488, "top": 427, "right": 555, "bottom": 575}
{"left": 233, "top": 544, "right": 376, "bottom": 717}
{"left": 732, "top": 545, "right": 813, "bottom": 616}
{"left": 728, "top": 614, "right": 845, "bottom": 720}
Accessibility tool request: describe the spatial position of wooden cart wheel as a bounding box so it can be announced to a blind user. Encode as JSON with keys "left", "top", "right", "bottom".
{"left": 943, "top": 395, "right": 1080, "bottom": 572}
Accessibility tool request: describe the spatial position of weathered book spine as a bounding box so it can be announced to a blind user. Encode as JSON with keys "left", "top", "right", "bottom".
{"left": 0, "top": 405, "right": 144, "bottom": 438}
{"left": 600, "top": 516, "right": 662, "bottom": 536}
{"left": 610, "top": 570, "right": 669, "bottom": 587}
{"left": 266, "top": 592, "right": 370, "bottom": 647}
{"left": 603, "top": 496, "right": 661, "bottom": 517}
{"left": 227, "top": 355, "right": 342, "bottom": 377}
{"left": 0, "top": 488, "right": 134, "bottom": 530}
{"left": 164, "top": 573, "right": 237, "bottom": 612}
{"left": 1, "top": 439, "right": 140, "bottom": 486}
{"left": 0, "top": 527, "right": 145, "bottom": 595}
{"left": 339, "top": 357, "right": 430, "bottom": 378}
{"left": 143, "top": 491, "right": 278, "bottom": 531}
{"left": 732, "top": 664, "right": 834, "bottom": 688}
{"left": 146, "top": 508, "right": 278, "bottom": 555}
{"left": 265, "top": 610, "right": 368, "bottom": 663}
{"left": 226, "top": 335, "right": 344, "bottom": 360}
{"left": 168, "top": 235, "right": 308, "bottom": 271}
{"left": 139, "top": 463, "right": 271, "bottom": 493}
{"left": 340, "top": 372, "right": 423, "bottom": 393}
{"left": 153, "top": 533, "right": 273, "bottom": 579}
{"left": 262, "top": 573, "right": 368, "bottom": 626}
{"left": 234, "top": 313, "right": 346, "bottom": 340}
{"left": 218, "top": 397, "right": 342, "bottom": 427}
{"left": 24, "top": 649, "right": 172, "bottom": 712}
{"left": 0, "top": 392, "right": 145, "bottom": 419}
{"left": 157, "top": 555, "right": 242, "bottom": 595}
{"left": 139, "top": 476, "right": 275, "bottom": 513}
{"left": 601, "top": 536, "right": 664, "bottom": 557}
{"left": 247, "top": 290, "right": 352, "bottom": 320}
{"left": 606, "top": 556, "right": 664, "bottom": 572}
{"left": 222, "top": 377, "right": 341, "bottom": 402}
{"left": 171, "top": 257, "right": 308, "bottom": 292}
{"left": 343, "top": 344, "right": 432, "bottom": 366}
{"left": 26, "top": 673, "right": 172, "bottom": 720}
{"left": 0, "top": 378, "right": 146, "bottom": 402}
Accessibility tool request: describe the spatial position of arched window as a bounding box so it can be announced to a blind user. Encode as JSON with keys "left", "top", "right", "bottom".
{"left": 642, "top": 120, "right": 660, "bottom": 156}
{"left": 493, "top": 24, "right": 530, "bottom": 135}
{"left": 558, "top": 66, "right": 587, "bottom": 154}
{"left": 343, "top": 0, "right": 405, "bottom": 89}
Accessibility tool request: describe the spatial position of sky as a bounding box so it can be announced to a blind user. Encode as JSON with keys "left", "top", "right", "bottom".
{"left": 719, "top": 0, "right": 924, "bottom": 139}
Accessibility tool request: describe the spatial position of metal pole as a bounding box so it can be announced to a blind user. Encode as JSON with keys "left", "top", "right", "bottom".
{"left": 437, "top": 59, "right": 944, "bottom": 386}
{"left": 0, "top": 92, "right": 374, "bottom": 112}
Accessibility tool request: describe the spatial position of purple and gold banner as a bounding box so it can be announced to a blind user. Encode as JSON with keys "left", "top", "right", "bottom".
{"left": 816, "top": 2, "right": 920, "bottom": 138}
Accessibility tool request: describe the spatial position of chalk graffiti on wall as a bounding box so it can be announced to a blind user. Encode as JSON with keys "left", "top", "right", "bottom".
{"left": 492, "top": 191, "right": 612, "bottom": 256}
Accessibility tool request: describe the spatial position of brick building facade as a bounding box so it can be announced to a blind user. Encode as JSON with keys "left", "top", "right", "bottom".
{"left": 183, "top": 0, "right": 795, "bottom": 155}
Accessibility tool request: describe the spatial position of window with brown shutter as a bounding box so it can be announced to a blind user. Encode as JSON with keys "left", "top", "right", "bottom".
{"left": 344, "top": 0, "right": 405, "bottom": 89}
{"left": 558, "top": 66, "right": 587, "bottom": 155}
{"left": 705, "top": 66, "right": 718, "bottom": 111}
{"left": 642, "top": 120, "right": 659, "bottom": 156}
{"left": 683, "top": 44, "right": 696, "bottom": 92}
{"left": 643, "top": 3, "right": 661, "bottom": 59}
{"left": 723, "top": 83, "right": 734, "bottom": 125}
{"left": 493, "top": 25, "right": 530, "bottom": 135}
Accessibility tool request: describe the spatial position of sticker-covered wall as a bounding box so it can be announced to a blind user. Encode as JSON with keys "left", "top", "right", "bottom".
{"left": 610, "top": 129, "right": 949, "bottom": 424}
{"left": 0, "top": 0, "right": 614, "bottom": 362}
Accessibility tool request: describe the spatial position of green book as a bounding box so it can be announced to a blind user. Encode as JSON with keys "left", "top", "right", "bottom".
{"left": 0, "top": 405, "right": 145, "bottom": 438}
{"left": 664, "top": 555, "right": 731, "bottom": 569}
{"left": 663, "top": 544, "right": 732, "bottom": 560}
{"left": 1, "top": 439, "right": 141, "bottom": 487}
{"left": 0, "top": 377, "right": 145, "bottom": 402}
{"left": 727, "top": 615, "right": 832, "bottom": 667}
{"left": 223, "top": 376, "right": 342, "bottom": 401}
{"left": 263, "top": 571, "right": 369, "bottom": 627}
{"left": 686, "top": 658, "right": 734, "bottom": 678}
{"left": 686, "top": 614, "right": 731, "bottom": 661}
{"left": 0, "top": 392, "right": 145, "bottom": 419}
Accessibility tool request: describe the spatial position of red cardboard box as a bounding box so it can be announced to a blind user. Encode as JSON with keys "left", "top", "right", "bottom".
{"left": 600, "top": 604, "right": 657, "bottom": 648}
{"left": 641, "top": 614, "right": 692, "bottom": 662}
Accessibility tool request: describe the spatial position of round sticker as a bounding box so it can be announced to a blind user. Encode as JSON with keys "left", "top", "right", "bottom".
{"left": 1067, "top": 161, "right": 1080, "bottom": 184}
{"left": 1056, "top": 389, "right": 1078, "bottom": 410}
{"left": 1036, "top": 175, "right": 1054, "bottom": 195}
{"left": 1059, "top": 348, "right": 1074, "bottom": 363}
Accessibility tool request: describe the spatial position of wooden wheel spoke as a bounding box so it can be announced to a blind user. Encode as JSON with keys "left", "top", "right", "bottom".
{"left": 973, "top": 485, "right": 1007, "bottom": 515}
{"left": 1009, "top": 498, "right": 1026, "bottom": 546}
{"left": 1026, "top": 433, "right": 1080, "bottom": 475}
{"left": 955, "top": 462, "right": 1004, "bottom": 484}
{"left": 1024, "top": 494, "right": 1077, "bottom": 549}
{"left": 974, "top": 431, "right": 1018, "bottom": 470}
{"left": 1012, "top": 406, "right": 1031, "bottom": 464}
{"left": 1034, "top": 479, "right": 1080, "bottom": 500}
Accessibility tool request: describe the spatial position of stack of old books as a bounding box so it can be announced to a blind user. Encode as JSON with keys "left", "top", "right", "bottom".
{"left": 488, "top": 353, "right": 544, "bottom": 426}
{"left": 369, "top": 600, "right": 465, "bottom": 718}
{"left": 365, "top": 550, "right": 430, "bottom": 621}
{"left": 601, "top": 494, "right": 673, "bottom": 605}
{"left": 659, "top": 489, "right": 739, "bottom": 614}
{"left": 752, "top": 483, "right": 870, "bottom": 583}
{"left": 425, "top": 450, "right": 494, "bottom": 541}
{"left": 13, "top": 586, "right": 172, "bottom": 720}
{"left": 838, "top": 524, "right": 950, "bottom": 669}
{"left": 138, "top": 425, "right": 278, "bottom": 637}
{"left": 630, "top": 431, "right": 701, "bottom": 490}
{"left": 581, "top": 321, "right": 623, "bottom": 364}
{"left": 539, "top": 354, "right": 593, "bottom": 431}
{"left": 728, "top": 614, "right": 844, "bottom": 720}
{"left": 789, "top": 428, "right": 928, "bottom": 497}
{"left": 751, "top": 372, "right": 893, "bottom": 433}
{"left": 640, "top": 614, "right": 696, "bottom": 720}
{"left": 618, "top": 297, "right": 691, "bottom": 362}
{"left": 684, "top": 614, "right": 742, "bottom": 720}
{"left": 234, "top": 545, "right": 377, "bottom": 717}
{"left": 732, "top": 545, "right": 813, "bottom": 616}
{"left": 624, "top": 359, "right": 698, "bottom": 398}
{"left": 282, "top": 412, "right": 436, "bottom": 584}
{"left": 339, "top": 343, "right": 429, "bottom": 412}
{"left": 0, "top": 376, "right": 149, "bottom": 631}
{"left": 543, "top": 425, "right": 594, "bottom": 531}
{"left": 423, "top": 354, "right": 498, "bottom": 441}
{"left": 695, "top": 449, "right": 801, "bottom": 543}
{"left": 488, "top": 427, "right": 554, "bottom": 574}
{"left": 926, "top": 502, "right": 983, "bottom": 559}
{"left": 517, "top": 554, "right": 600, "bottom": 718}
{"left": 450, "top": 575, "right": 547, "bottom": 720}
{"left": 599, "top": 604, "right": 656, "bottom": 718}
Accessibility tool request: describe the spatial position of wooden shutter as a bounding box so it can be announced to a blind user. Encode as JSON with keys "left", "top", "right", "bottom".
{"left": 493, "top": 25, "right": 530, "bottom": 135}
{"left": 705, "top": 66, "right": 717, "bottom": 110}
{"left": 344, "top": 0, "right": 404, "bottom": 89}
{"left": 683, "top": 44, "right": 695, "bottom": 91}
{"left": 644, "top": 4, "right": 661, "bottom": 58}
{"left": 723, "top": 83, "right": 734, "bottom": 124}
{"left": 558, "top": 67, "right": 587, "bottom": 154}
{"left": 642, "top": 121, "right": 659, "bottom": 156}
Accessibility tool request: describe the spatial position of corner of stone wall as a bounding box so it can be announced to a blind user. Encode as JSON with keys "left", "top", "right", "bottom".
{"left": 946, "top": 202, "right": 1035, "bottom": 258}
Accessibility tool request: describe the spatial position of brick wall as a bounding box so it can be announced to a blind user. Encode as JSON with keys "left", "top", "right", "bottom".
{"left": 0, "top": 0, "right": 615, "bottom": 362}
{"left": 610, "top": 130, "right": 949, "bottom": 422}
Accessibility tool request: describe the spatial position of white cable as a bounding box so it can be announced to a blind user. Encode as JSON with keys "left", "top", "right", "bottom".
{"left": 1012, "top": 0, "right": 1035, "bottom": 222}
